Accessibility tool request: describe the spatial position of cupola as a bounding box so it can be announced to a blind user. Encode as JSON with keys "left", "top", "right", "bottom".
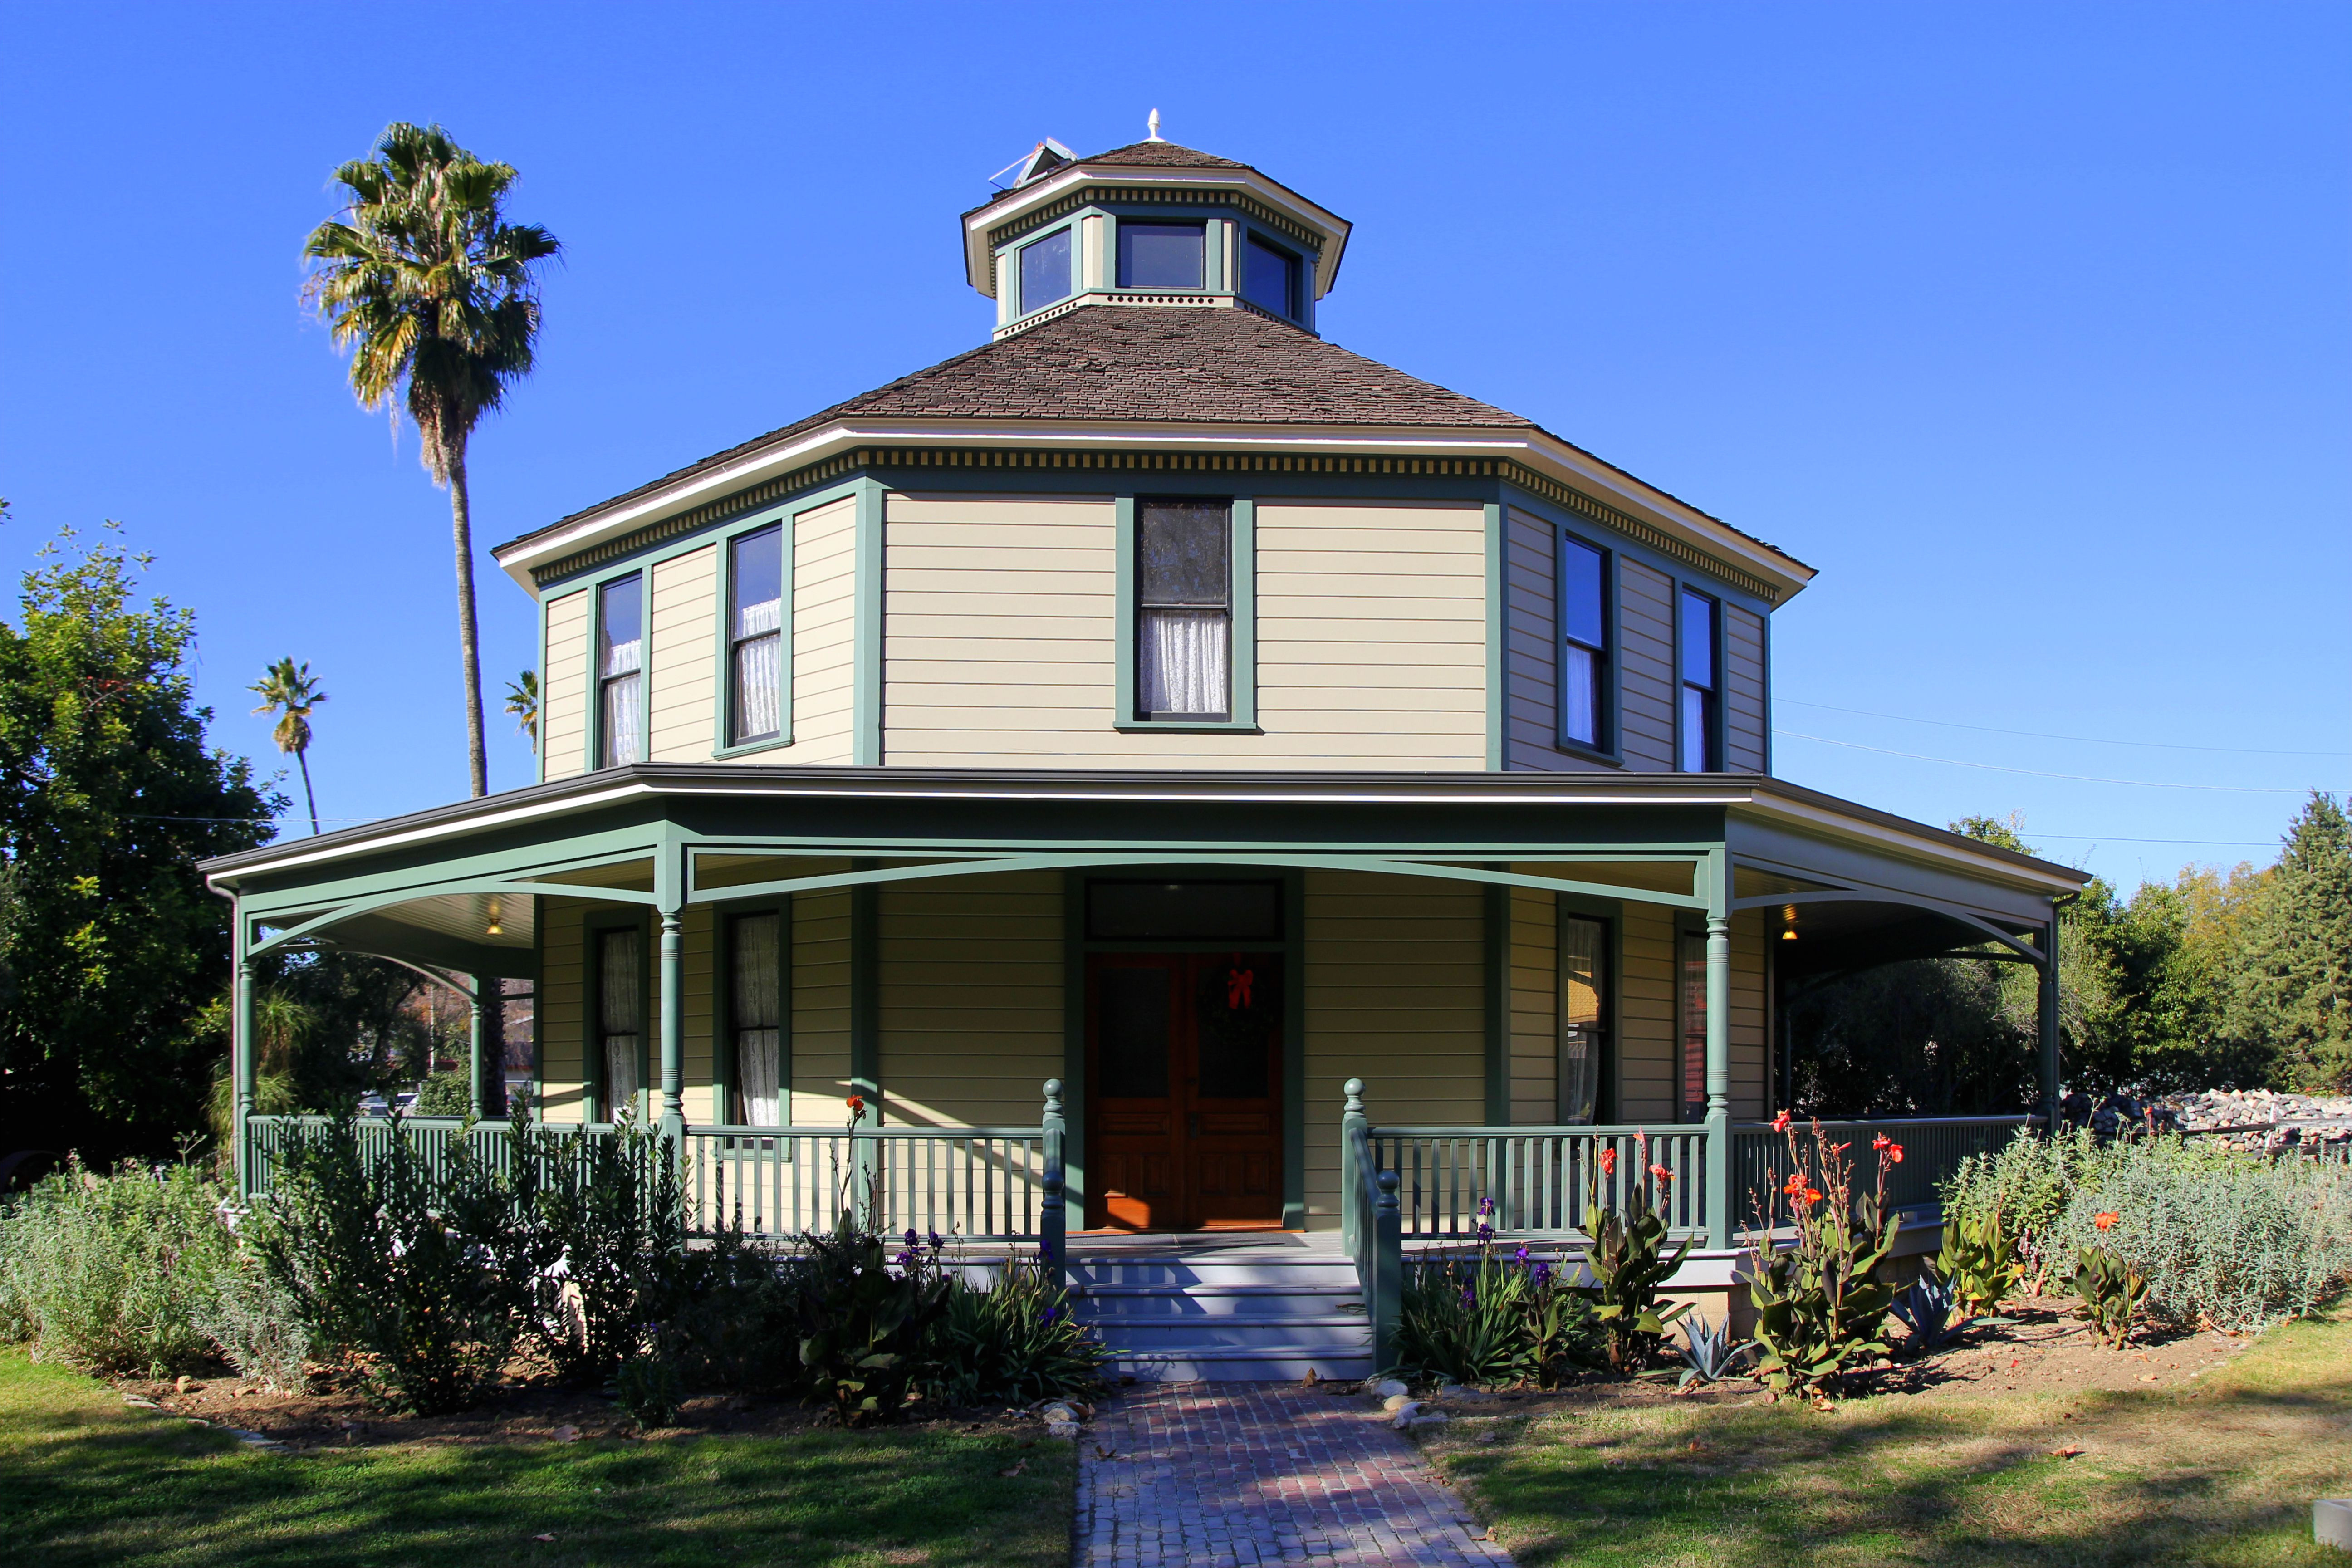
{"left": 963, "top": 115, "right": 1353, "bottom": 340}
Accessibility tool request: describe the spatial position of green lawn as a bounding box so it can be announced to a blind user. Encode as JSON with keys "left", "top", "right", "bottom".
{"left": 1426, "top": 1311, "right": 2352, "bottom": 1566}
{"left": 0, "top": 1353, "right": 1074, "bottom": 1566}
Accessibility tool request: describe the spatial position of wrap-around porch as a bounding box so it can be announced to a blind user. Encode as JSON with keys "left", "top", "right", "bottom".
{"left": 210, "top": 764, "right": 2078, "bottom": 1373}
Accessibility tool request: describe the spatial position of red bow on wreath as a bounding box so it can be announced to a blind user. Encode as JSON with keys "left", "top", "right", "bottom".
{"left": 1227, "top": 968, "right": 1254, "bottom": 1009}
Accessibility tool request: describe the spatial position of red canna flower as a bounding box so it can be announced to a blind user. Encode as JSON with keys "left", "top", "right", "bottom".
{"left": 1649, "top": 1163, "right": 1673, "bottom": 1185}
{"left": 1599, "top": 1148, "right": 1618, "bottom": 1176}
{"left": 1886, "top": 1143, "right": 1904, "bottom": 1164}
{"left": 1783, "top": 1172, "right": 1809, "bottom": 1198}
{"left": 2094, "top": 1210, "right": 2119, "bottom": 1231}
{"left": 1803, "top": 1187, "right": 1823, "bottom": 1205}
{"left": 1772, "top": 1110, "right": 1793, "bottom": 1133}
{"left": 845, "top": 1095, "right": 867, "bottom": 1117}
{"left": 1872, "top": 1133, "right": 1891, "bottom": 1152}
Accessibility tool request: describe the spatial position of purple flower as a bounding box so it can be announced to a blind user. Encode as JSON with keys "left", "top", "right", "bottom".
{"left": 1531, "top": 1262, "right": 1553, "bottom": 1288}
{"left": 1475, "top": 1222, "right": 1494, "bottom": 1245}
{"left": 1460, "top": 1284, "right": 1477, "bottom": 1307}
{"left": 1476, "top": 1196, "right": 1497, "bottom": 1218}
{"left": 927, "top": 1230, "right": 944, "bottom": 1252}
{"left": 1041, "top": 1305, "right": 1060, "bottom": 1323}
{"left": 1512, "top": 1245, "right": 1530, "bottom": 1264}
{"left": 904, "top": 1228, "right": 919, "bottom": 1246}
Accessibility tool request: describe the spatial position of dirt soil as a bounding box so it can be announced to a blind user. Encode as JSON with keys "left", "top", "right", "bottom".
{"left": 116, "top": 1356, "right": 1065, "bottom": 1453}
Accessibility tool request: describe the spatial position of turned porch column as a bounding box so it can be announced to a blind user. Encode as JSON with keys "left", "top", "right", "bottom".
{"left": 657, "top": 908, "right": 686, "bottom": 1142}
{"left": 233, "top": 902, "right": 256, "bottom": 1192}
{"left": 1704, "top": 849, "right": 1733, "bottom": 1248}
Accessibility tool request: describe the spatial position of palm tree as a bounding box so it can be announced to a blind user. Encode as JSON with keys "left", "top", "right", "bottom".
{"left": 251, "top": 657, "right": 328, "bottom": 834}
{"left": 504, "top": 669, "right": 539, "bottom": 751}
{"left": 303, "top": 123, "right": 560, "bottom": 799}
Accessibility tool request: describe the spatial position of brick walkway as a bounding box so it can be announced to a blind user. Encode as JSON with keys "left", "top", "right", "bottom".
{"left": 1074, "top": 1384, "right": 1511, "bottom": 1566}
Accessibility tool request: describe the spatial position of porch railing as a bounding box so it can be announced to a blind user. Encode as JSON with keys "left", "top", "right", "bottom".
{"left": 240, "top": 1079, "right": 1069, "bottom": 1279}
{"left": 1730, "top": 1115, "right": 2031, "bottom": 1228}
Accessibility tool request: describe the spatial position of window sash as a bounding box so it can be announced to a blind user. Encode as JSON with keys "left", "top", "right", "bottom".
{"left": 600, "top": 670, "right": 644, "bottom": 768}
{"left": 1117, "top": 221, "right": 1206, "bottom": 289}
{"left": 598, "top": 574, "right": 644, "bottom": 769}
{"left": 598, "top": 926, "right": 642, "bottom": 1121}
{"left": 1557, "top": 915, "right": 1608, "bottom": 1125}
{"left": 729, "top": 911, "right": 783, "bottom": 1126}
{"left": 1019, "top": 228, "right": 1072, "bottom": 314}
{"left": 1679, "top": 589, "right": 1718, "bottom": 771}
{"left": 1134, "top": 499, "right": 1233, "bottom": 720}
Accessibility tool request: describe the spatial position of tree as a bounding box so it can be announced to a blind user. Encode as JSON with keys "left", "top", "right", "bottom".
{"left": 504, "top": 669, "right": 538, "bottom": 751}
{"left": 0, "top": 525, "right": 283, "bottom": 1161}
{"left": 303, "top": 123, "right": 560, "bottom": 799}
{"left": 250, "top": 657, "right": 328, "bottom": 834}
{"left": 2225, "top": 792, "right": 2350, "bottom": 1092}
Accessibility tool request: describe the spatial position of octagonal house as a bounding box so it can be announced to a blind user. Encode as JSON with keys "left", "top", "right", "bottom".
{"left": 203, "top": 132, "right": 2087, "bottom": 1380}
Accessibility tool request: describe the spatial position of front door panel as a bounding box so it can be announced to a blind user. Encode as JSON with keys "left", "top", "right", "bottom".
{"left": 1087, "top": 951, "right": 1283, "bottom": 1230}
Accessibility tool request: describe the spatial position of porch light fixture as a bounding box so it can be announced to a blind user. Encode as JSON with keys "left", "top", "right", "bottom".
{"left": 486, "top": 898, "right": 504, "bottom": 938}
{"left": 1780, "top": 904, "right": 1798, "bottom": 941}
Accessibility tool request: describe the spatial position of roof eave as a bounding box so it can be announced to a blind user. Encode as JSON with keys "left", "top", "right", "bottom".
{"left": 493, "top": 416, "right": 1814, "bottom": 601}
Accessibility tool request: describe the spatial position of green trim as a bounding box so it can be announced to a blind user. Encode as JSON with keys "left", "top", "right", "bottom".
{"left": 1114, "top": 492, "right": 1257, "bottom": 730}
{"left": 710, "top": 505, "right": 797, "bottom": 757}
{"left": 1485, "top": 501, "right": 1507, "bottom": 771}
{"left": 852, "top": 480, "right": 885, "bottom": 767}
{"left": 1484, "top": 878, "right": 1508, "bottom": 1122}
{"left": 533, "top": 590, "right": 552, "bottom": 786}
{"left": 850, "top": 869, "right": 880, "bottom": 1102}
{"left": 537, "top": 475, "right": 867, "bottom": 591}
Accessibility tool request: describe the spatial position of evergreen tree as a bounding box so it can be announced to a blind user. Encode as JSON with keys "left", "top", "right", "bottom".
{"left": 2227, "top": 792, "right": 2350, "bottom": 1091}
{"left": 0, "top": 526, "right": 283, "bottom": 1161}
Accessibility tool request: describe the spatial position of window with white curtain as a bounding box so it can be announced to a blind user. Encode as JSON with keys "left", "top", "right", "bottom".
{"left": 729, "top": 526, "right": 784, "bottom": 746}
{"left": 598, "top": 574, "right": 645, "bottom": 768}
{"left": 730, "top": 911, "right": 783, "bottom": 1126}
{"left": 598, "top": 926, "right": 642, "bottom": 1121}
{"left": 1136, "top": 499, "right": 1230, "bottom": 720}
{"left": 1557, "top": 915, "right": 1608, "bottom": 1125}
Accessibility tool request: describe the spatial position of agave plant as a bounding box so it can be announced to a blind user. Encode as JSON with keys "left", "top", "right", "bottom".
{"left": 1889, "top": 1267, "right": 1973, "bottom": 1357}
{"left": 1674, "top": 1314, "right": 1757, "bottom": 1389}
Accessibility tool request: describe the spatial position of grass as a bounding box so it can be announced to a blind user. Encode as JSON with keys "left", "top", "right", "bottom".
{"left": 0, "top": 1352, "right": 1074, "bottom": 1566}
{"left": 1430, "top": 1310, "right": 2352, "bottom": 1566}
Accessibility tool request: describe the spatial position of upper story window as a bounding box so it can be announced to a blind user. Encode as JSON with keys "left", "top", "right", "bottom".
{"left": 598, "top": 573, "right": 644, "bottom": 769}
{"left": 1136, "top": 499, "right": 1230, "bottom": 721}
{"left": 1018, "top": 227, "right": 1072, "bottom": 315}
{"left": 1560, "top": 537, "right": 1608, "bottom": 750}
{"left": 1679, "top": 587, "right": 1719, "bottom": 772}
{"left": 1118, "top": 221, "right": 1205, "bottom": 289}
{"left": 729, "top": 525, "right": 784, "bottom": 745}
{"left": 1241, "top": 234, "right": 1301, "bottom": 318}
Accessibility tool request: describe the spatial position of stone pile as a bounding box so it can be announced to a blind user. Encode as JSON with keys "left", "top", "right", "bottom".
{"left": 2156, "top": 1088, "right": 2352, "bottom": 1154}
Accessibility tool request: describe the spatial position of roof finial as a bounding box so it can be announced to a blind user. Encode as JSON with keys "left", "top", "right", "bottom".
{"left": 1147, "top": 108, "right": 1162, "bottom": 142}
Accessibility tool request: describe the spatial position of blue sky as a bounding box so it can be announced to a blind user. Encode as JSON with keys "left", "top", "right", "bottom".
{"left": 5, "top": 3, "right": 2344, "bottom": 890}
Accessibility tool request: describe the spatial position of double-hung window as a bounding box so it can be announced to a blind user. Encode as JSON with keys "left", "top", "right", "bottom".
{"left": 1679, "top": 588, "right": 1719, "bottom": 772}
{"left": 728, "top": 525, "right": 784, "bottom": 746}
{"left": 1241, "top": 234, "right": 1301, "bottom": 318}
{"left": 728, "top": 911, "right": 783, "bottom": 1126}
{"left": 1557, "top": 914, "right": 1610, "bottom": 1124}
{"left": 598, "top": 574, "right": 645, "bottom": 769}
{"left": 1135, "top": 499, "right": 1231, "bottom": 721}
{"left": 1117, "top": 221, "right": 1205, "bottom": 289}
{"left": 1019, "top": 227, "right": 1072, "bottom": 315}
{"left": 1560, "top": 537, "right": 1608, "bottom": 750}
{"left": 597, "top": 925, "right": 643, "bottom": 1122}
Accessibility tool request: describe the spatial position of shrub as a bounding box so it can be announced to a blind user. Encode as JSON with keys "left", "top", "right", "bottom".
{"left": 1396, "top": 1230, "right": 1601, "bottom": 1388}
{"left": 611, "top": 1337, "right": 686, "bottom": 1428}
{"left": 515, "top": 1108, "right": 687, "bottom": 1379}
{"left": 925, "top": 1246, "right": 1107, "bottom": 1406}
{"left": 790, "top": 1214, "right": 951, "bottom": 1425}
{"left": 197, "top": 1250, "right": 314, "bottom": 1392}
{"left": 0, "top": 1159, "right": 232, "bottom": 1377}
{"left": 255, "top": 1108, "right": 542, "bottom": 1413}
{"left": 663, "top": 1221, "right": 806, "bottom": 1396}
{"left": 412, "top": 1070, "right": 472, "bottom": 1117}
{"left": 1572, "top": 1144, "right": 1696, "bottom": 1372}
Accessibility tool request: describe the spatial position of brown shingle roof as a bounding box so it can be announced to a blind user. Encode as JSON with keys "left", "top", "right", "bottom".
{"left": 1079, "top": 139, "right": 1253, "bottom": 171}
{"left": 510, "top": 308, "right": 1537, "bottom": 544}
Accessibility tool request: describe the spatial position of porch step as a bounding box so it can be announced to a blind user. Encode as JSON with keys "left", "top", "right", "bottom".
{"left": 1065, "top": 1242, "right": 1375, "bottom": 1381}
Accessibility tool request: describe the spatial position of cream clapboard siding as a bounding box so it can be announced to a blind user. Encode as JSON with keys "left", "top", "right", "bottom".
{"left": 877, "top": 871, "right": 1063, "bottom": 1129}
{"left": 1301, "top": 871, "right": 1486, "bottom": 1226}
{"left": 1504, "top": 509, "right": 1567, "bottom": 771}
{"left": 680, "top": 906, "right": 717, "bottom": 1124}
{"left": 1725, "top": 605, "right": 1768, "bottom": 774}
{"left": 790, "top": 883, "right": 854, "bottom": 1124}
{"left": 648, "top": 545, "right": 717, "bottom": 763}
{"left": 1731, "top": 909, "right": 1768, "bottom": 1118}
{"left": 1507, "top": 883, "right": 1557, "bottom": 1122}
{"left": 880, "top": 494, "right": 1487, "bottom": 769}
{"left": 1618, "top": 559, "right": 1677, "bottom": 772}
{"left": 1617, "top": 902, "right": 1678, "bottom": 1120}
{"left": 539, "top": 897, "right": 589, "bottom": 1120}
{"left": 542, "top": 592, "right": 591, "bottom": 781}
{"left": 790, "top": 497, "right": 858, "bottom": 765}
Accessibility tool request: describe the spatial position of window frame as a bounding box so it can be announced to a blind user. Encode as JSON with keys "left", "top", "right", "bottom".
{"left": 1113, "top": 494, "right": 1259, "bottom": 732}
{"left": 1014, "top": 222, "right": 1078, "bottom": 318}
{"left": 712, "top": 511, "right": 796, "bottom": 760}
{"left": 586, "top": 910, "right": 651, "bottom": 1126}
{"left": 1554, "top": 528, "right": 1617, "bottom": 762}
{"left": 1677, "top": 585, "right": 1722, "bottom": 773}
{"left": 589, "top": 570, "right": 650, "bottom": 773}
{"left": 715, "top": 898, "right": 790, "bottom": 1128}
{"left": 1554, "top": 906, "right": 1614, "bottom": 1126}
{"left": 1113, "top": 216, "right": 1213, "bottom": 293}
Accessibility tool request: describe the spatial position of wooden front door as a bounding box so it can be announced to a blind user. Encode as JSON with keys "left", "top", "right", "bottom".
{"left": 1086, "top": 951, "right": 1283, "bottom": 1230}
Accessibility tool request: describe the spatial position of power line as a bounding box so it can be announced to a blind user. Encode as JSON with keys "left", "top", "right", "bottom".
{"left": 1777, "top": 697, "right": 2348, "bottom": 759}
{"left": 2030, "top": 833, "right": 2278, "bottom": 847}
{"left": 1774, "top": 730, "right": 2313, "bottom": 793}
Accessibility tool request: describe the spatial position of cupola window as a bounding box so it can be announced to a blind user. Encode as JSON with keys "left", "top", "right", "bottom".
{"left": 1136, "top": 498, "right": 1230, "bottom": 720}
{"left": 1019, "top": 227, "right": 1072, "bottom": 315}
{"left": 1241, "top": 234, "right": 1301, "bottom": 318}
{"left": 1118, "top": 221, "right": 1205, "bottom": 289}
